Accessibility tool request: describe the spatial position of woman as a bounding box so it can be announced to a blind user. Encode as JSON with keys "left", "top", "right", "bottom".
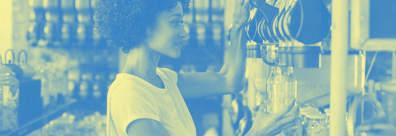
{"left": 95, "top": 0, "right": 297, "bottom": 135}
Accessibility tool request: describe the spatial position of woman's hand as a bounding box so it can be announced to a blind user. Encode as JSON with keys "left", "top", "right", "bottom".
{"left": 0, "top": 66, "right": 19, "bottom": 87}
{"left": 232, "top": 0, "right": 250, "bottom": 27}
{"left": 178, "top": 0, "right": 251, "bottom": 98}
{"left": 246, "top": 102, "right": 299, "bottom": 136}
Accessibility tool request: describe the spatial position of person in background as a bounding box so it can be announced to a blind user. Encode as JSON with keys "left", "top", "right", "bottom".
{"left": 95, "top": 0, "right": 297, "bottom": 135}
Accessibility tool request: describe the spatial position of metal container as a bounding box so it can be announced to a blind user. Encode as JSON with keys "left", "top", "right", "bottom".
{"left": 277, "top": 46, "right": 321, "bottom": 68}
{"left": 261, "top": 45, "right": 321, "bottom": 68}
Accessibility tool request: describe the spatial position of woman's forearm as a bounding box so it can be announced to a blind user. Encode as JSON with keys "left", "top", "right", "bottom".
{"left": 220, "top": 0, "right": 250, "bottom": 93}
{"left": 220, "top": 23, "right": 247, "bottom": 93}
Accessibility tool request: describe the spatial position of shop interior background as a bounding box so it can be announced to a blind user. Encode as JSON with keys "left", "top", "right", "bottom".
{"left": 1, "top": 0, "right": 396, "bottom": 135}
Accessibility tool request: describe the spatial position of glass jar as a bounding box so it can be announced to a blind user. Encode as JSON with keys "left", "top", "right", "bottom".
{"left": 266, "top": 66, "right": 297, "bottom": 114}
{"left": 0, "top": 65, "right": 20, "bottom": 131}
{"left": 300, "top": 107, "right": 329, "bottom": 136}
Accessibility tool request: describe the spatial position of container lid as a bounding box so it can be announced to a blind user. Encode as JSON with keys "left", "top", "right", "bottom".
{"left": 277, "top": 46, "right": 321, "bottom": 54}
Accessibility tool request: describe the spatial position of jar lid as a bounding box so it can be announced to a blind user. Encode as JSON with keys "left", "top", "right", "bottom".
{"left": 277, "top": 46, "right": 321, "bottom": 54}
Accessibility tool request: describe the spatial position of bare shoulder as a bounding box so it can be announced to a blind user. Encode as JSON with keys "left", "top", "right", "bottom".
{"left": 126, "top": 119, "right": 169, "bottom": 136}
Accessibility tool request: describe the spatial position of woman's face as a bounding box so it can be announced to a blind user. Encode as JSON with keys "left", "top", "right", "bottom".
{"left": 146, "top": 2, "right": 188, "bottom": 58}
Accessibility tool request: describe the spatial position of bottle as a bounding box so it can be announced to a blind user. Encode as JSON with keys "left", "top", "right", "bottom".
{"left": 0, "top": 51, "right": 22, "bottom": 131}
{"left": 79, "top": 80, "right": 89, "bottom": 100}
{"left": 0, "top": 75, "right": 19, "bottom": 131}
{"left": 79, "top": 73, "right": 92, "bottom": 100}
{"left": 27, "top": 0, "right": 46, "bottom": 47}
{"left": 91, "top": 0, "right": 104, "bottom": 47}
{"left": 75, "top": 0, "right": 93, "bottom": 46}
{"left": 61, "top": 0, "right": 77, "bottom": 46}
{"left": 92, "top": 74, "right": 103, "bottom": 100}
{"left": 266, "top": 66, "right": 297, "bottom": 114}
{"left": 40, "top": 0, "right": 62, "bottom": 47}
{"left": 265, "top": 66, "right": 300, "bottom": 136}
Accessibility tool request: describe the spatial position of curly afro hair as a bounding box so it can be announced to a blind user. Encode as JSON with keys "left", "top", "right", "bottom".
{"left": 94, "top": 0, "right": 190, "bottom": 53}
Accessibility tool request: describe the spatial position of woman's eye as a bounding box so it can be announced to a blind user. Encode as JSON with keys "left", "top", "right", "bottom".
{"left": 178, "top": 21, "right": 185, "bottom": 25}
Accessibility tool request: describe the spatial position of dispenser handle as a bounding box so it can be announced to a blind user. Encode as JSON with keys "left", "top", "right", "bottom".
{"left": 18, "top": 50, "right": 28, "bottom": 65}
{"left": 4, "top": 49, "right": 15, "bottom": 64}
{"left": 261, "top": 45, "right": 278, "bottom": 66}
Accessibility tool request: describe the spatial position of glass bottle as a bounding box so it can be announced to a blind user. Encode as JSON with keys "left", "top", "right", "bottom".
{"left": 61, "top": 0, "right": 77, "bottom": 46}
{"left": 0, "top": 57, "right": 20, "bottom": 131}
{"left": 40, "top": 0, "right": 62, "bottom": 47}
{"left": 27, "top": 0, "right": 46, "bottom": 47}
{"left": 266, "top": 66, "right": 297, "bottom": 114}
{"left": 76, "top": 0, "right": 93, "bottom": 46}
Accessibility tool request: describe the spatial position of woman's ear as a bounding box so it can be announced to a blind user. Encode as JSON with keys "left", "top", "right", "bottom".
{"left": 144, "top": 27, "right": 155, "bottom": 45}
{"left": 143, "top": 25, "right": 159, "bottom": 48}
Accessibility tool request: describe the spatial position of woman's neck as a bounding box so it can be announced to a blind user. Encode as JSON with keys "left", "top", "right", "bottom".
{"left": 121, "top": 46, "right": 160, "bottom": 80}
